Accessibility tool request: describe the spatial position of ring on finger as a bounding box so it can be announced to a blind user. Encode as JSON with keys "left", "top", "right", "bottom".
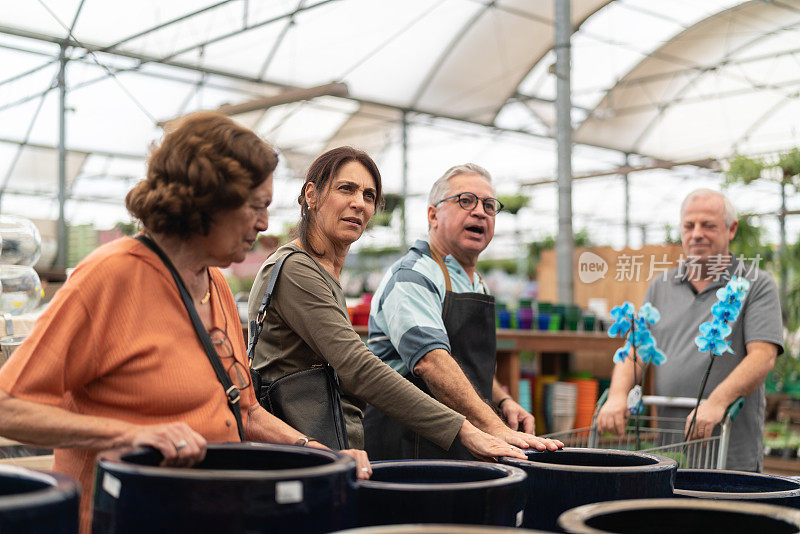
{"left": 175, "top": 439, "right": 189, "bottom": 451}
{"left": 360, "top": 467, "right": 369, "bottom": 473}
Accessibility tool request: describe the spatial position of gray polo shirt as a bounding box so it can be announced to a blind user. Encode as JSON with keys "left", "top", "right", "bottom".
{"left": 647, "top": 256, "right": 783, "bottom": 471}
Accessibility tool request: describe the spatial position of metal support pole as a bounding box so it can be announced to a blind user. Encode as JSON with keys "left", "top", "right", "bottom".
{"left": 554, "top": 0, "right": 574, "bottom": 304}
{"left": 56, "top": 45, "right": 68, "bottom": 270}
{"left": 779, "top": 182, "right": 787, "bottom": 311}
{"left": 400, "top": 112, "right": 409, "bottom": 251}
{"left": 623, "top": 153, "right": 630, "bottom": 248}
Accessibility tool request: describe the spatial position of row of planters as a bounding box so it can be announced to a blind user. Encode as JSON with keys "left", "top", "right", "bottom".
{"left": 4, "top": 444, "right": 800, "bottom": 533}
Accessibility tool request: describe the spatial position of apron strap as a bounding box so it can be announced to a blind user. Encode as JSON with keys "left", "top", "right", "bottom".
{"left": 429, "top": 244, "right": 452, "bottom": 293}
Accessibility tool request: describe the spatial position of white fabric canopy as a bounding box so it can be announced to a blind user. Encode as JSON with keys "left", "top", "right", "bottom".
{"left": 1, "top": 0, "right": 798, "bottom": 259}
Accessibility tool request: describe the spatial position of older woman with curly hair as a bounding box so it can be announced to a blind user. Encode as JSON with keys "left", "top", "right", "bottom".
{"left": 0, "top": 112, "right": 368, "bottom": 533}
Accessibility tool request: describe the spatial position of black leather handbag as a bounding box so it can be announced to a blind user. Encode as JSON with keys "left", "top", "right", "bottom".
{"left": 248, "top": 250, "right": 350, "bottom": 450}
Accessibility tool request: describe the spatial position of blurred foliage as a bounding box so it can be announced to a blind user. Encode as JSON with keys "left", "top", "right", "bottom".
{"left": 477, "top": 230, "right": 593, "bottom": 277}
{"left": 725, "top": 154, "right": 765, "bottom": 185}
{"left": 367, "top": 193, "right": 403, "bottom": 228}
{"left": 497, "top": 193, "right": 530, "bottom": 215}
{"left": 358, "top": 245, "right": 402, "bottom": 258}
{"left": 726, "top": 148, "right": 800, "bottom": 187}
{"left": 382, "top": 193, "right": 404, "bottom": 213}
{"left": 368, "top": 211, "right": 393, "bottom": 228}
{"left": 729, "top": 214, "right": 774, "bottom": 268}
{"left": 663, "top": 224, "right": 681, "bottom": 245}
{"left": 777, "top": 148, "right": 800, "bottom": 184}
{"left": 225, "top": 276, "right": 254, "bottom": 296}
{"left": 726, "top": 149, "right": 800, "bottom": 396}
{"left": 476, "top": 257, "right": 519, "bottom": 274}
{"left": 114, "top": 221, "right": 138, "bottom": 236}
{"left": 784, "top": 238, "right": 800, "bottom": 332}
{"left": 524, "top": 229, "right": 593, "bottom": 278}
{"left": 367, "top": 211, "right": 392, "bottom": 229}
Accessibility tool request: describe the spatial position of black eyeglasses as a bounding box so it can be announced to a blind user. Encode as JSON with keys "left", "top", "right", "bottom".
{"left": 435, "top": 192, "right": 504, "bottom": 216}
{"left": 208, "top": 328, "right": 251, "bottom": 389}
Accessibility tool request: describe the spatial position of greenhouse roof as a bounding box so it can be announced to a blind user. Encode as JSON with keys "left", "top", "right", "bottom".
{"left": 1, "top": 0, "right": 799, "bottom": 257}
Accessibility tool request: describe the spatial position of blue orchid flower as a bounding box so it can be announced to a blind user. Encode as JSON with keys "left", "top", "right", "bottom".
{"left": 715, "top": 286, "right": 744, "bottom": 312}
{"left": 638, "top": 302, "right": 661, "bottom": 325}
{"left": 631, "top": 327, "right": 654, "bottom": 348}
{"left": 608, "top": 301, "right": 634, "bottom": 338}
{"left": 695, "top": 319, "right": 733, "bottom": 355}
{"left": 727, "top": 276, "right": 751, "bottom": 297}
{"left": 609, "top": 301, "right": 665, "bottom": 366}
{"left": 639, "top": 341, "right": 666, "bottom": 366}
{"left": 711, "top": 301, "right": 740, "bottom": 323}
{"left": 613, "top": 340, "right": 632, "bottom": 364}
{"left": 696, "top": 276, "right": 751, "bottom": 356}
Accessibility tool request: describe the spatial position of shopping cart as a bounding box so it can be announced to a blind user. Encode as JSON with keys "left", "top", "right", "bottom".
{"left": 543, "top": 389, "right": 744, "bottom": 469}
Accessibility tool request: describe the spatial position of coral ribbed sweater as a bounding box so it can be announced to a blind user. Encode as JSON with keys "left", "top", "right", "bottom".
{"left": 0, "top": 237, "right": 253, "bottom": 532}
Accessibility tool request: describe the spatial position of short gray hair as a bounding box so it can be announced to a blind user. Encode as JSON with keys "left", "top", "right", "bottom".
{"left": 680, "top": 188, "right": 738, "bottom": 228}
{"left": 428, "top": 163, "right": 493, "bottom": 206}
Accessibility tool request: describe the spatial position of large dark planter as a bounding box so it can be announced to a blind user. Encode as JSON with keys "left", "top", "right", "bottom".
{"left": 333, "top": 524, "right": 548, "bottom": 534}
{"left": 558, "top": 498, "right": 800, "bottom": 533}
{"left": 92, "top": 442, "right": 356, "bottom": 534}
{"left": 501, "top": 448, "right": 676, "bottom": 531}
{"left": 355, "top": 460, "right": 526, "bottom": 527}
{"left": 0, "top": 466, "right": 80, "bottom": 533}
{"left": 674, "top": 469, "right": 800, "bottom": 508}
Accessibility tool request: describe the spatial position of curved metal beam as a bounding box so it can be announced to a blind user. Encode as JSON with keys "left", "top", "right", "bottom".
{"left": 257, "top": 0, "right": 304, "bottom": 79}
{"left": 626, "top": 1, "right": 800, "bottom": 152}
{"left": 409, "top": 0, "right": 493, "bottom": 107}
{"left": 730, "top": 90, "right": 800, "bottom": 153}
{"left": 491, "top": 0, "right": 613, "bottom": 123}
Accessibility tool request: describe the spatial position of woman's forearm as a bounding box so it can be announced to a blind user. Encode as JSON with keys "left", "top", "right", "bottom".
{"left": 0, "top": 388, "right": 209, "bottom": 465}
{"left": 0, "top": 389, "right": 139, "bottom": 450}
{"left": 243, "top": 403, "right": 309, "bottom": 444}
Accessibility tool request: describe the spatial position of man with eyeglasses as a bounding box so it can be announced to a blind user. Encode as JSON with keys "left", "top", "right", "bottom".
{"left": 364, "top": 163, "right": 561, "bottom": 460}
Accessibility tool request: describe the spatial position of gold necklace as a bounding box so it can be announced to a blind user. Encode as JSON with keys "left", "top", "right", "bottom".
{"left": 200, "top": 271, "right": 212, "bottom": 304}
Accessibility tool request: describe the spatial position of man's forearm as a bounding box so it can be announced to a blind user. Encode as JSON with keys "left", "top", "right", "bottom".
{"left": 607, "top": 354, "right": 640, "bottom": 401}
{"left": 414, "top": 349, "right": 505, "bottom": 433}
{"left": 706, "top": 341, "right": 778, "bottom": 408}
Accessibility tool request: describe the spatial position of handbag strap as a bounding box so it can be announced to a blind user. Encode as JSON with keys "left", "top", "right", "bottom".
{"left": 247, "top": 249, "right": 310, "bottom": 364}
{"left": 135, "top": 234, "right": 245, "bottom": 441}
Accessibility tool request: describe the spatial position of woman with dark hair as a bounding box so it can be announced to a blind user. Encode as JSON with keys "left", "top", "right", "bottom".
{"left": 249, "top": 146, "right": 529, "bottom": 459}
{"left": 0, "top": 112, "right": 368, "bottom": 533}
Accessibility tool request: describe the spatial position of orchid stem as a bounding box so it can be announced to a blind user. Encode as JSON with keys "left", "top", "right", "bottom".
{"left": 684, "top": 351, "right": 716, "bottom": 444}
{"left": 629, "top": 318, "right": 643, "bottom": 450}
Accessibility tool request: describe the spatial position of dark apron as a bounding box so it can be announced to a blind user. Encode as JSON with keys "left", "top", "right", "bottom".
{"left": 363, "top": 246, "right": 496, "bottom": 460}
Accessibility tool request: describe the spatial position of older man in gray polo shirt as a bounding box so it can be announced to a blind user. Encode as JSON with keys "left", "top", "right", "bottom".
{"left": 597, "top": 189, "right": 783, "bottom": 471}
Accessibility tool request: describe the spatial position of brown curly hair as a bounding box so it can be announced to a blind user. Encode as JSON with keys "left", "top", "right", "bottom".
{"left": 126, "top": 111, "right": 278, "bottom": 239}
{"left": 297, "top": 146, "right": 382, "bottom": 253}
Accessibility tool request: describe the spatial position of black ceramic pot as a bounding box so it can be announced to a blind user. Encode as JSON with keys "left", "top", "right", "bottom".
{"left": 500, "top": 448, "right": 676, "bottom": 531}
{"left": 557, "top": 498, "right": 800, "bottom": 533}
{"left": 355, "top": 460, "right": 527, "bottom": 527}
{"left": 0, "top": 466, "right": 79, "bottom": 533}
{"left": 92, "top": 442, "right": 356, "bottom": 534}
{"left": 333, "top": 524, "right": 549, "bottom": 534}
{"left": 674, "top": 469, "right": 800, "bottom": 508}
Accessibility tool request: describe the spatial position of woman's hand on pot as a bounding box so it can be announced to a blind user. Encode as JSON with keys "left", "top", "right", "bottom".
{"left": 458, "top": 420, "right": 527, "bottom": 461}
{"left": 125, "top": 422, "right": 207, "bottom": 467}
{"left": 340, "top": 449, "right": 372, "bottom": 479}
{"left": 488, "top": 423, "right": 563, "bottom": 452}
